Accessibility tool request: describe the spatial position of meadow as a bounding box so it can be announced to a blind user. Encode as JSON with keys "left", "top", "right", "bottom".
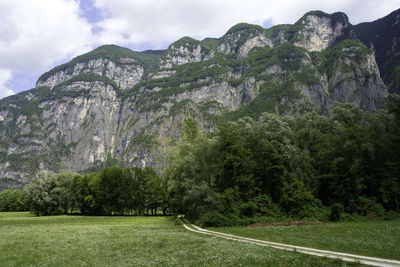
{"left": 211, "top": 218, "right": 400, "bottom": 260}
{"left": 0, "top": 212, "right": 364, "bottom": 267}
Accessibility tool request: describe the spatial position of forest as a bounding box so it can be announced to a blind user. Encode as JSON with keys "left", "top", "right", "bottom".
{"left": 1, "top": 95, "right": 399, "bottom": 226}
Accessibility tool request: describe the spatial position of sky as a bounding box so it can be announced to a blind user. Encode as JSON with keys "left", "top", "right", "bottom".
{"left": 0, "top": 0, "right": 399, "bottom": 99}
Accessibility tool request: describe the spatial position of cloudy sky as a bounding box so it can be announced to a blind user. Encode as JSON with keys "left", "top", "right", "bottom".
{"left": 0, "top": 0, "right": 399, "bottom": 99}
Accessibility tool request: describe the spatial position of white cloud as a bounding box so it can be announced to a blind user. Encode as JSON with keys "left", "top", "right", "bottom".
{"left": 0, "top": 69, "right": 15, "bottom": 99}
{"left": 0, "top": 0, "right": 95, "bottom": 74}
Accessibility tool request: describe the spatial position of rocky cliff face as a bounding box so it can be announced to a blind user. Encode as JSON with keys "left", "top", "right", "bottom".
{"left": 294, "top": 11, "right": 353, "bottom": 52}
{"left": 37, "top": 58, "right": 144, "bottom": 90}
{"left": 0, "top": 10, "right": 392, "bottom": 189}
{"left": 354, "top": 8, "right": 400, "bottom": 94}
{"left": 159, "top": 37, "right": 215, "bottom": 69}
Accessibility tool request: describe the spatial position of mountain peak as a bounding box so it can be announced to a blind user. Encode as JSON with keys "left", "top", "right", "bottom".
{"left": 293, "top": 10, "right": 353, "bottom": 51}
{"left": 224, "top": 22, "right": 265, "bottom": 36}
{"left": 159, "top": 36, "right": 215, "bottom": 69}
{"left": 296, "top": 11, "right": 350, "bottom": 25}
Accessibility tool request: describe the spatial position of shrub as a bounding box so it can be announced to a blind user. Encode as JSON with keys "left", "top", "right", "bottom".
{"left": 279, "top": 178, "right": 320, "bottom": 219}
{"left": 197, "top": 211, "right": 239, "bottom": 227}
{"left": 357, "top": 197, "right": 385, "bottom": 217}
{"left": 329, "top": 203, "right": 344, "bottom": 221}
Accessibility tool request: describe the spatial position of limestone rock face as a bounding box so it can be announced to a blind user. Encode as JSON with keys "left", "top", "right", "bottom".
{"left": 37, "top": 58, "right": 144, "bottom": 90}
{"left": 294, "top": 12, "right": 352, "bottom": 51}
{"left": 41, "top": 82, "right": 120, "bottom": 170}
{"left": 217, "top": 23, "right": 267, "bottom": 55}
{"left": 238, "top": 35, "right": 273, "bottom": 58}
{"left": 159, "top": 37, "right": 214, "bottom": 69}
{"left": 0, "top": 10, "right": 392, "bottom": 189}
{"left": 329, "top": 53, "right": 387, "bottom": 110}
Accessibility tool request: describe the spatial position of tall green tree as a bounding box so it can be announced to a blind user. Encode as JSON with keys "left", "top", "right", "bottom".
{"left": 25, "top": 171, "right": 76, "bottom": 215}
{"left": 168, "top": 117, "right": 215, "bottom": 218}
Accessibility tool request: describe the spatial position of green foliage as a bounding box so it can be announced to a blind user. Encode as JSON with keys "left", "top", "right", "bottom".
{"left": 167, "top": 36, "right": 214, "bottom": 55}
{"left": 128, "top": 52, "right": 244, "bottom": 113}
{"left": 356, "top": 197, "right": 385, "bottom": 217}
{"left": 228, "top": 77, "right": 244, "bottom": 87}
{"left": 221, "top": 23, "right": 266, "bottom": 53}
{"left": 265, "top": 24, "right": 302, "bottom": 42}
{"left": 24, "top": 171, "right": 77, "bottom": 216}
{"left": 54, "top": 73, "right": 118, "bottom": 90}
{"left": 169, "top": 118, "right": 286, "bottom": 225}
{"left": 385, "top": 62, "right": 400, "bottom": 94}
{"left": 246, "top": 43, "right": 309, "bottom": 77}
{"left": 201, "top": 37, "right": 219, "bottom": 50}
{"left": 380, "top": 162, "right": 400, "bottom": 213}
{"left": 280, "top": 179, "right": 320, "bottom": 219}
{"left": 130, "top": 133, "right": 157, "bottom": 150}
{"left": 168, "top": 99, "right": 193, "bottom": 117}
{"left": 198, "top": 210, "right": 239, "bottom": 227}
{"left": 0, "top": 189, "right": 28, "bottom": 211}
{"left": 139, "top": 102, "right": 165, "bottom": 113}
{"left": 168, "top": 103, "right": 400, "bottom": 225}
{"left": 226, "top": 81, "right": 303, "bottom": 120}
{"left": 387, "top": 94, "right": 400, "bottom": 122}
{"left": 329, "top": 203, "right": 344, "bottom": 221}
{"left": 168, "top": 128, "right": 216, "bottom": 218}
{"left": 182, "top": 117, "right": 198, "bottom": 140}
{"left": 225, "top": 23, "right": 265, "bottom": 35}
{"left": 317, "top": 39, "right": 372, "bottom": 79}
{"left": 70, "top": 166, "right": 169, "bottom": 216}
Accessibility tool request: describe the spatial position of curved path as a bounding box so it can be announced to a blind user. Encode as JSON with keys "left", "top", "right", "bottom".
{"left": 181, "top": 218, "right": 400, "bottom": 267}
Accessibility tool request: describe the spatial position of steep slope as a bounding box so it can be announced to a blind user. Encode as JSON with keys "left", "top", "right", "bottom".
{"left": 0, "top": 10, "right": 389, "bottom": 189}
{"left": 355, "top": 8, "right": 400, "bottom": 94}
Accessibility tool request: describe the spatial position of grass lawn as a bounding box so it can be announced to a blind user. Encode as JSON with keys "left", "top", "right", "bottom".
{"left": 209, "top": 218, "right": 400, "bottom": 260}
{"left": 0, "top": 212, "right": 361, "bottom": 266}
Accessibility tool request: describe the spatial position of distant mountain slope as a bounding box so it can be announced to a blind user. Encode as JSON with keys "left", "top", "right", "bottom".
{"left": 355, "top": 8, "right": 400, "bottom": 94}
{"left": 0, "top": 10, "right": 393, "bottom": 189}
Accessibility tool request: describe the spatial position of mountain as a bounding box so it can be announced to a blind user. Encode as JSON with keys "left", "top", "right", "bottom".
{"left": 354, "top": 8, "right": 400, "bottom": 94}
{"left": 0, "top": 10, "right": 394, "bottom": 189}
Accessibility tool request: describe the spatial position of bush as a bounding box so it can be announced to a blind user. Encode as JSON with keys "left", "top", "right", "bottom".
{"left": 357, "top": 197, "right": 385, "bottom": 217}
{"left": 239, "top": 202, "right": 258, "bottom": 217}
{"left": 340, "top": 213, "right": 356, "bottom": 222}
{"left": 279, "top": 179, "right": 320, "bottom": 219}
{"left": 197, "top": 211, "right": 239, "bottom": 227}
{"left": 383, "top": 210, "right": 400, "bottom": 220}
{"left": 329, "top": 203, "right": 344, "bottom": 221}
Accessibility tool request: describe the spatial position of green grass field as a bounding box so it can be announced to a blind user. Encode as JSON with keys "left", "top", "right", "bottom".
{"left": 210, "top": 218, "right": 400, "bottom": 260}
{"left": 0, "top": 212, "right": 364, "bottom": 267}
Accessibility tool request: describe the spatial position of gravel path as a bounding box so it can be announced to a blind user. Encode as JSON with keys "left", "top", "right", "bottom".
{"left": 181, "top": 218, "right": 400, "bottom": 267}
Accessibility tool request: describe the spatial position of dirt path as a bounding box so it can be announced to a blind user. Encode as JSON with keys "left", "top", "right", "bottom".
{"left": 181, "top": 218, "right": 400, "bottom": 267}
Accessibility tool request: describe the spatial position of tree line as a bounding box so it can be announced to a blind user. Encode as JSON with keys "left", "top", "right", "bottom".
{"left": 167, "top": 96, "right": 400, "bottom": 226}
{"left": 22, "top": 167, "right": 170, "bottom": 216}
